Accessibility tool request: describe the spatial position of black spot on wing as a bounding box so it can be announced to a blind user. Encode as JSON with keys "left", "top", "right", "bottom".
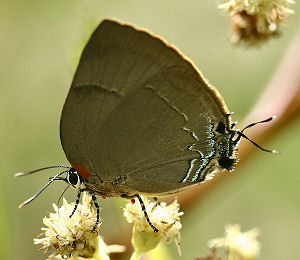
{"left": 215, "top": 121, "right": 226, "bottom": 134}
{"left": 218, "top": 157, "right": 236, "bottom": 170}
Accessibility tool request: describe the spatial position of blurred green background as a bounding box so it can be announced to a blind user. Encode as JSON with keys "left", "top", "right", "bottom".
{"left": 1, "top": 0, "right": 300, "bottom": 259}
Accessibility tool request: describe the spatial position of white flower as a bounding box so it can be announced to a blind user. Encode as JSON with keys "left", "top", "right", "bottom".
{"left": 46, "top": 237, "right": 125, "bottom": 260}
{"left": 34, "top": 192, "right": 125, "bottom": 259}
{"left": 123, "top": 196, "right": 183, "bottom": 258}
{"left": 209, "top": 224, "right": 261, "bottom": 260}
{"left": 218, "top": 0, "right": 295, "bottom": 45}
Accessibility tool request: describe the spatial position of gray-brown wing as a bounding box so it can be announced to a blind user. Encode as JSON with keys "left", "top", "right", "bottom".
{"left": 60, "top": 19, "right": 231, "bottom": 194}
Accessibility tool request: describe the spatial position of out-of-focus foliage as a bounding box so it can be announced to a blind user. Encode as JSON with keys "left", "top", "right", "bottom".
{"left": 1, "top": 0, "right": 299, "bottom": 259}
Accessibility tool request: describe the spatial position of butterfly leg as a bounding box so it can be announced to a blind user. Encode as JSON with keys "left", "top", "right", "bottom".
{"left": 69, "top": 189, "right": 82, "bottom": 218}
{"left": 90, "top": 192, "right": 100, "bottom": 231}
{"left": 122, "top": 193, "right": 159, "bottom": 233}
{"left": 69, "top": 189, "right": 92, "bottom": 218}
{"left": 153, "top": 197, "right": 161, "bottom": 205}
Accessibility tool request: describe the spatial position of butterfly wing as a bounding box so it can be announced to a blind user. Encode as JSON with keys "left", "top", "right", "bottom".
{"left": 60, "top": 19, "right": 233, "bottom": 196}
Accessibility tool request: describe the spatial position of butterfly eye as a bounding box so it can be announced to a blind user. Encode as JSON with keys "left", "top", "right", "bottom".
{"left": 67, "top": 169, "right": 81, "bottom": 189}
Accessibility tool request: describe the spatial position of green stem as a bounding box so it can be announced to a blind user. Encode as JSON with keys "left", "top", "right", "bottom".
{"left": 130, "top": 250, "right": 142, "bottom": 260}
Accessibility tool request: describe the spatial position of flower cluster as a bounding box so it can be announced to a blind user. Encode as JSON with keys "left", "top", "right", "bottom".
{"left": 209, "top": 224, "right": 261, "bottom": 260}
{"left": 123, "top": 196, "right": 183, "bottom": 258}
{"left": 219, "top": 0, "right": 295, "bottom": 45}
{"left": 34, "top": 192, "right": 124, "bottom": 259}
{"left": 33, "top": 192, "right": 260, "bottom": 260}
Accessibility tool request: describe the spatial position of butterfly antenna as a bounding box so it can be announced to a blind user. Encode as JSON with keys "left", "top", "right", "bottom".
{"left": 233, "top": 116, "right": 278, "bottom": 153}
{"left": 18, "top": 170, "right": 68, "bottom": 209}
{"left": 15, "top": 165, "right": 70, "bottom": 177}
{"left": 241, "top": 116, "right": 275, "bottom": 133}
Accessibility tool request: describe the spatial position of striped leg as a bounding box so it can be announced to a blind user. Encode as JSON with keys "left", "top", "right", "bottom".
{"left": 121, "top": 193, "right": 159, "bottom": 232}
{"left": 91, "top": 192, "right": 100, "bottom": 231}
{"left": 69, "top": 189, "right": 82, "bottom": 218}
